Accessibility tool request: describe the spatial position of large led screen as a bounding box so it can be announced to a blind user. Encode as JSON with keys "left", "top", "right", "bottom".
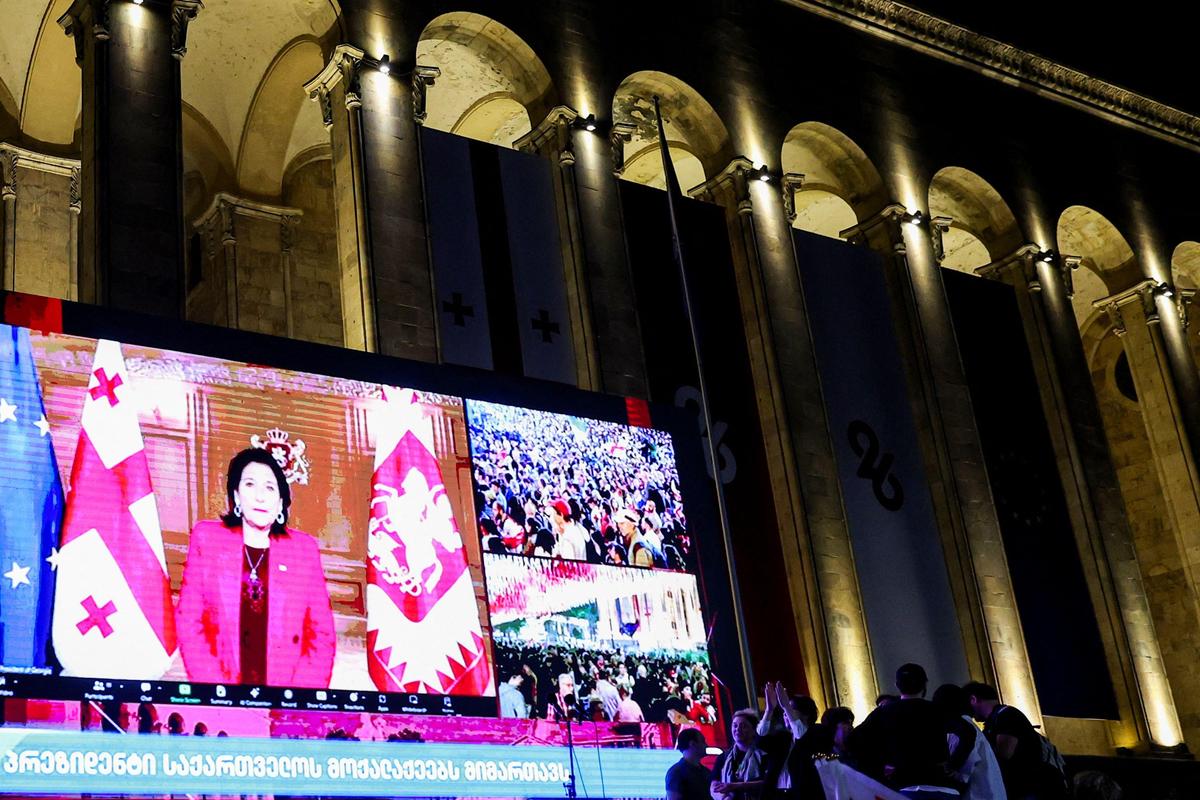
{"left": 0, "top": 296, "right": 735, "bottom": 796}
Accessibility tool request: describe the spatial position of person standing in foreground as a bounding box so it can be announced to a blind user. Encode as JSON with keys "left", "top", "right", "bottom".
{"left": 711, "top": 709, "right": 771, "bottom": 800}
{"left": 847, "top": 663, "right": 959, "bottom": 798}
{"left": 667, "top": 728, "right": 712, "bottom": 800}
{"left": 964, "top": 683, "right": 1067, "bottom": 800}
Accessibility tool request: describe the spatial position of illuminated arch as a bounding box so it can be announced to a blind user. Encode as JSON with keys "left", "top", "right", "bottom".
{"left": 781, "top": 122, "right": 886, "bottom": 237}
{"left": 927, "top": 166, "right": 1022, "bottom": 273}
{"left": 416, "top": 12, "right": 555, "bottom": 148}
{"left": 19, "top": 0, "right": 80, "bottom": 147}
{"left": 612, "top": 71, "right": 731, "bottom": 193}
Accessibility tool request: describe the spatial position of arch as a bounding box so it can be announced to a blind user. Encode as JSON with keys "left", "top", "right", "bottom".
{"left": 781, "top": 122, "right": 887, "bottom": 229}
{"left": 790, "top": 189, "right": 857, "bottom": 239}
{"left": 19, "top": 0, "right": 80, "bottom": 147}
{"left": 1172, "top": 242, "right": 1200, "bottom": 290}
{"left": 183, "top": 0, "right": 340, "bottom": 174}
{"left": 417, "top": 12, "right": 555, "bottom": 148}
{"left": 182, "top": 102, "right": 236, "bottom": 219}
{"left": 1070, "top": 264, "right": 1110, "bottom": 332}
{"left": 612, "top": 71, "right": 731, "bottom": 192}
{"left": 928, "top": 166, "right": 1022, "bottom": 273}
{"left": 0, "top": 75, "right": 17, "bottom": 139}
{"left": 236, "top": 37, "right": 326, "bottom": 198}
{"left": 1056, "top": 206, "right": 1139, "bottom": 291}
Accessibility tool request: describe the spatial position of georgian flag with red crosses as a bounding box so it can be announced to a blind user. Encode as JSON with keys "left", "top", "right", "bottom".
{"left": 50, "top": 339, "right": 177, "bottom": 678}
{"left": 365, "top": 387, "right": 493, "bottom": 696}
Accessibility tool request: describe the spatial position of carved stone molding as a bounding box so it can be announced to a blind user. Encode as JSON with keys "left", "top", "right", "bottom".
{"left": 781, "top": 172, "right": 806, "bottom": 223}
{"left": 688, "top": 156, "right": 755, "bottom": 215}
{"left": 515, "top": 106, "right": 579, "bottom": 167}
{"left": 1177, "top": 289, "right": 1195, "bottom": 330}
{"left": 930, "top": 215, "right": 952, "bottom": 265}
{"left": 411, "top": 65, "right": 440, "bottom": 126}
{"left": 975, "top": 243, "right": 1041, "bottom": 287}
{"left": 609, "top": 122, "right": 636, "bottom": 176}
{"left": 1095, "top": 279, "right": 1161, "bottom": 335}
{"left": 1061, "top": 255, "right": 1082, "bottom": 299}
{"left": 304, "top": 44, "right": 366, "bottom": 125}
{"left": 0, "top": 144, "right": 81, "bottom": 203}
{"left": 839, "top": 202, "right": 906, "bottom": 245}
{"left": 784, "top": 0, "right": 1200, "bottom": 152}
{"left": 69, "top": 166, "right": 81, "bottom": 214}
{"left": 170, "top": 0, "right": 203, "bottom": 60}
{"left": 58, "top": 0, "right": 110, "bottom": 63}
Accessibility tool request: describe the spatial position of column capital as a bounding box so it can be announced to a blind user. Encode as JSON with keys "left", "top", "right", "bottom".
{"left": 514, "top": 105, "right": 579, "bottom": 167}
{"left": 689, "top": 156, "right": 755, "bottom": 215}
{"left": 839, "top": 202, "right": 908, "bottom": 247}
{"left": 170, "top": 0, "right": 203, "bottom": 60}
{"left": 780, "top": 172, "right": 806, "bottom": 223}
{"left": 410, "top": 65, "right": 440, "bottom": 125}
{"left": 0, "top": 144, "right": 81, "bottom": 204}
{"left": 304, "top": 44, "right": 366, "bottom": 120}
{"left": 975, "top": 243, "right": 1042, "bottom": 285}
{"left": 59, "top": 0, "right": 111, "bottom": 56}
{"left": 1094, "top": 279, "right": 1161, "bottom": 335}
{"left": 608, "top": 122, "right": 636, "bottom": 176}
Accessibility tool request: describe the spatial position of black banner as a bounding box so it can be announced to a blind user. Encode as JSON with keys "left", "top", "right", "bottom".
{"left": 944, "top": 269, "right": 1117, "bottom": 719}
{"left": 621, "top": 180, "right": 804, "bottom": 691}
{"left": 793, "top": 230, "right": 968, "bottom": 693}
{"left": 421, "top": 129, "right": 575, "bottom": 383}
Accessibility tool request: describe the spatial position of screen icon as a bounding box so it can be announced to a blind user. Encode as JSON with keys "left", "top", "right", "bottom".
{"left": 378, "top": 695, "right": 387, "bottom": 704}
{"left": 349, "top": 692, "right": 358, "bottom": 702}
{"left": 140, "top": 682, "right": 151, "bottom": 692}
{"left": 316, "top": 691, "right": 327, "bottom": 701}
{"left": 443, "top": 696, "right": 452, "bottom": 707}
{"left": 249, "top": 687, "right": 260, "bottom": 698}
{"left": 215, "top": 685, "right": 226, "bottom": 698}
{"left": 179, "top": 684, "right": 191, "bottom": 696}
{"left": 408, "top": 694, "right": 419, "bottom": 705}
{"left": 284, "top": 689, "right": 293, "bottom": 700}
{"left": 0, "top": 677, "right": 8, "bottom": 687}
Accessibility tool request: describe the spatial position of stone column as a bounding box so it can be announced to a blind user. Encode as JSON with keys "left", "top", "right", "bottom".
{"left": 843, "top": 206, "right": 1041, "bottom": 723}
{"left": 59, "top": 0, "right": 200, "bottom": 317}
{"left": 688, "top": 157, "right": 853, "bottom": 711}
{"left": 514, "top": 106, "right": 601, "bottom": 391}
{"left": 1, "top": 150, "right": 15, "bottom": 292}
{"left": 977, "top": 248, "right": 1176, "bottom": 750}
{"left": 68, "top": 166, "right": 81, "bottom": 301}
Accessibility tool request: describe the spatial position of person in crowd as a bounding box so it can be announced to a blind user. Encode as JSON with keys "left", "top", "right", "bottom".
{"left": 177, "top": 448, "right": 336, "bottom": 688}
{"left": 499, "top": 671, "right": 528, "bottom": 719}
{"left": 547, "top": 672, "right": 584, "bottom": 721}
{"left": 876, "top": 694, "right": 899, "bottom": 708}
{"left": 137, "top": 703, "right": 160, "bottom": 734}
{"left": 614, "top": 508, "right": 657, "bottom": 568}
{"left": 848, "top": 664, "right": 959, "bottom": 798}
{"left": 548, "top": 500, "right": 589, "bottom": 561}
{"left": 616, "top": 686, "right": 646, "bottom": 723}
{"left": 667, "top": 728, "right": 712, "bottom": 800}
{"left": 712, "top": 709, "right": 771, "bottom": 800}
{"left": 193, "top": 722, "right": 208, "bottom": 737}
{"left": 933, "top": 684, "right": 1006, "bottom": 800}
{"left": 167, "top": 712, "right": 186, "bottom": 735}
{"left": 964, "top": 682, "right": 1067, "bottom": 800}
{"left": 594, "top": 669, "right": 621, "bottom": 721}
{"left": 757, "top": 682, "right": 822, "bottom": 798}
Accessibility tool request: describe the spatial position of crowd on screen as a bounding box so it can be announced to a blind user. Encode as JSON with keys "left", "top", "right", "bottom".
{"left": 469, "top": 404, "right": 694, "bottom": 570}
{"left": 665, "top": 664, "right": 1110, "bottom": 800}
{"left": 493, "top": 642, "right": 717, "bottom": 727}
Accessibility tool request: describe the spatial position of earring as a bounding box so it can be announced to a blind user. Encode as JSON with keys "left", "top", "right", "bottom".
{"left": 234, "top": 502, "right": 242, "bottom": 518}
{"left": 276, "top": 510, "right": 285, "bottom": 525}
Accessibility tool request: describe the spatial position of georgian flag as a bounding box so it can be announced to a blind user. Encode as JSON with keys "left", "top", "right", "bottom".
{"left": 365, "top": 388, "right": 493, "bottom": 696}
{"left": 50, "top": 339, "right": 177, "bottom": 678}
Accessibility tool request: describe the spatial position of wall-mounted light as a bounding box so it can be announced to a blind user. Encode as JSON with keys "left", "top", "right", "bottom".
{"left": 903, "top": 209, "right": 924, "bottom": 227}
{"left": 572, "top": 113, "right": 599, "bottom": 132}
{"left": 1040, "top": 249, "right": 1055, "bottom": 264}
{"left": 132, "top": 0, "right": 144, "bottom": 5}
{"left": 747, "top": 164, "right": 772, "bottom": 183}
{"left": 1158, "top": 281, "right": 1175, "bottom": 299}
{"left": 378, "top": 54, "right": 391, "bottom": 75}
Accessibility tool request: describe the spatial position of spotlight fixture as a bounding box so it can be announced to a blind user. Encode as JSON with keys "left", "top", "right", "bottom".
{"left": 1159, "top": 281, "right": 1175, "bottom": 298}
{"left": 1040, "top": 249, "right": 1055, "bottom": 264}
{"left": 904, "top": 209, "right": 924, "bottom": 227}
{"left": 132, "top": 0, "right": 144, "bottom": 5}
{"left": 572, "top": 113, "right": 599, "bottom": 132}
{"left": 756, "top": 165, "right": 771, "bottom": 182}
{"left": 378, "top": 54, "right": 391, "bottom": 75}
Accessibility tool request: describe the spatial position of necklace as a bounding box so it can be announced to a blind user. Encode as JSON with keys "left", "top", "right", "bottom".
{"left": 245, "top": 546, "right": 267, "bottom": 583}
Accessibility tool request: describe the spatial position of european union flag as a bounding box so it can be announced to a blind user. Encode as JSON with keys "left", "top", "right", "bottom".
{"left": 0, "top": 323, "right": 63, "bottom": 668}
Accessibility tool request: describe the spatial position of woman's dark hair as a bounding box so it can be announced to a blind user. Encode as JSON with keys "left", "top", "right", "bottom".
{"left": 220, "top": 447, "right": 292, "bottom": 535}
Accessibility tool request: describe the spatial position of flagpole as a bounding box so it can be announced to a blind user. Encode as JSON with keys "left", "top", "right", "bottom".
{"left": 653, "top": 96, "right": 756, "bottom": 708}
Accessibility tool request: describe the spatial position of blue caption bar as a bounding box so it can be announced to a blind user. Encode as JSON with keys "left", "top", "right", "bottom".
{"left": 0, "top": 729, "right": 676, "bottom": 797}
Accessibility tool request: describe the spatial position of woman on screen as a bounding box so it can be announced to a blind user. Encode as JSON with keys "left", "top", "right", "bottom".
{"left": 176, "top": 448, "right": 336, "bottom": 687}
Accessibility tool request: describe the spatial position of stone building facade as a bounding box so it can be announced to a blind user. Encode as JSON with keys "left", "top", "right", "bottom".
{"left": 3, "top": 0, "right": 1200, "bottom": 760}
